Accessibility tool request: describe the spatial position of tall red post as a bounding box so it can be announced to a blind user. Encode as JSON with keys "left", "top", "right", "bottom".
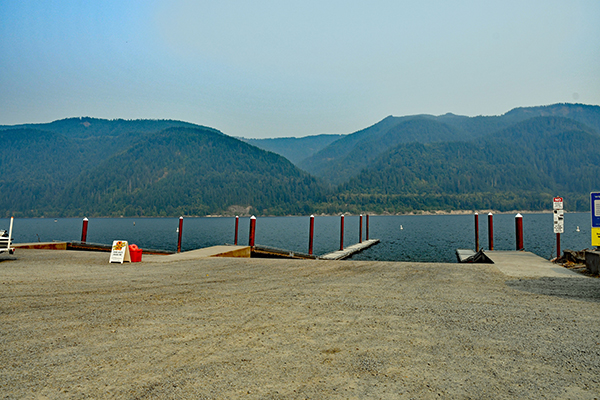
{"left": 249, "top": 216, "right": 256, "bottom": 247}
{"left": 474, "top": 212, "right": 479, "bottom": 251}
{"left": 366, "top": 214, "right": 370, "bottom": 240}
{"left": 308, "top": 215, "right": 315, "bottom": 255}
{"left": 81, "top": 217, "right": 88, "bottom": 243}
{"left": 177, "top": 216, "right": 183, "bottom": 253}
{"left": 515, "top": 213, "right": 524, "bottom": 251}
{"left": 234, "top": 215, "right": 239, "bottom": 245}
{"left": 359, "top": 214, "right": 363, "bottom": 243}
{"left": 340, "top": 214, "right": 345, "bottom": 251}
{"left": 556, "top": 233, "right": 561, "bottom": 259}
{"left": 488, "top": 212, "right": 494, "bottom": 251}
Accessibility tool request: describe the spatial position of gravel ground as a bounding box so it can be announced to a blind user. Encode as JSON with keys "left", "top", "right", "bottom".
{"left": 1, "top": 249, "right": 600, "bottom": 399}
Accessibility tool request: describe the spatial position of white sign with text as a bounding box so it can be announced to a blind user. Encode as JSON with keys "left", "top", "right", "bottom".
{"left": 109, "top": 240, "right": 131, "bottom": 263}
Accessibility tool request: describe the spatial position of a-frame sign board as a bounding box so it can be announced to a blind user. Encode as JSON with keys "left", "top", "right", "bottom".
{"left": 110, "top": 240, "right": 131, "bottom": 263}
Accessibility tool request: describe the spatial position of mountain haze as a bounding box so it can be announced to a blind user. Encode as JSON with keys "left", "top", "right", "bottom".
{"left": 242, "top": 134, "right": 345, "bottom": 165}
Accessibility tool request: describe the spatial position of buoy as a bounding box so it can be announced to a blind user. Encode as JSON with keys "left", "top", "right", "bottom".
{"left": 576, "top": 226, "right": 580, "bottom": 232}
{"left": 400, "top": 225, "right": 403, "bottom": 230}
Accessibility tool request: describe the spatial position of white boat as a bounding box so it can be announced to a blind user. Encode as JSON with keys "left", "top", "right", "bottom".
{"left": 0, "top": 230, "right": 10, "bottom": 246}
{"left": 0, "top": 217, "right": 15, "bottom": 255}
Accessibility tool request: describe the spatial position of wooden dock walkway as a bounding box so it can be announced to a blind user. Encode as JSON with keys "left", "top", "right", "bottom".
{"left": 320, "top": 239, "right": 380, "bottom": 260}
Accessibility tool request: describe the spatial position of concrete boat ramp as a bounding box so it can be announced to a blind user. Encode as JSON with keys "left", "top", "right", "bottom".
{"left": 482, "top": 250, "right": 585, "bottom": 278}
{"left": 456, "top": 249, "right": 584, "bottom": 278}
{"left": 138, "top": 243, "right": 586, "bottom": 281}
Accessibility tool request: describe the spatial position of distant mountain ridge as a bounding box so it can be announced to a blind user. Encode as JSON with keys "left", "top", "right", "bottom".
{"left": 300, "top": 103, "right": 600, "bottom": 185}
{"left": 1, "top": 103, "right": 599, "bottom": 216}
{"left": 0, "top": 117, "right": 205, "bottom": 138}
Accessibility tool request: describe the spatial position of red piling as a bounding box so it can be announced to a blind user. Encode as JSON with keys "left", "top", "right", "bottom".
{"left": 177, "top": 216, "right": 183, "bottom": 253}
{"left": 488, "top": 212, "right": 494, "bottom": 251}
{"left": 474, "top": 212, "right": 479, "bottom": 251}
{"left": 234, "top": 215, "right": 239, "bottom": 245}
{"left": 81, "top": 217, "right": 88, "bottom": 243}
{"left": 308, "top": 215, "right": 315, "bottom": 255}
{"left": 515, "top": 213, "right": 524, "bottom": 251}
{"left": 359, "top": 214, "right": 363, "bottom": 243}
{"left": 340, "top": 214, "right": 345, "bottom": 251}
{"left": 249, "top": 216, "right": 256, "bottom": 247}
{"left": 366, "top": 214, "right": 370, "bottom": 240}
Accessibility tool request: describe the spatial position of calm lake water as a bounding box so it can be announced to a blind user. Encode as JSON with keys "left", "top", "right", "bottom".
{"left": 1, "top": 213, "right": 594, "bottom": 263}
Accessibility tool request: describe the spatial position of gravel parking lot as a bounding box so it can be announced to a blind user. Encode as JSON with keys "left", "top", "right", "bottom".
{"left": 1, "top": 249, "right": 599, "bottom": 399}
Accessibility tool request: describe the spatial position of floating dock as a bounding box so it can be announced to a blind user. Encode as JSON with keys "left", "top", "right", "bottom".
{"left": 320, "top": 239, "right": 380, "bottom": 260}
{"left": 11, "top": 240, "right": 380, "bottom": 261}
{"left": 13, "top": 241, "right": 174, "bottom": 255}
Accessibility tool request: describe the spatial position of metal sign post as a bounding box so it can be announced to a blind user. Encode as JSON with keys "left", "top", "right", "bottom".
{"left": 591, "top": 192, "right": 600, "bottom": 248}
{"left": 553, "top": 197, "right": 564, "bottom": 259}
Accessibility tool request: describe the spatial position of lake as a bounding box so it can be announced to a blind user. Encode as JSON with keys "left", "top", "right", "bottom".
{"left": 0, "top": 213, "right": 594, "bottom": 263}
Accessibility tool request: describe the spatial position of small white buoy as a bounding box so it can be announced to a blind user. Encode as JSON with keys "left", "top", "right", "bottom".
{"left": 133, "top": 221, "right": 135, "bottom": 226}
{"left": 400, "top": 225, "right": 403, "bottom": 230}
{"left": 576, "top": 226, "right": 580, "bottom": 232}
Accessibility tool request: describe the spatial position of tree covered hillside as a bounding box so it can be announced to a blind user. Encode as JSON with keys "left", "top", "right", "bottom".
{"left": 2, "top": 104, "right": 599, "bottom": 217}
{"left": 336, "top": 117, "right": 600, "bottom": 212}
{"left": 301, "top": 103, "right": 600, "bottom": 186}
{"left": 0, "top": 125, "right": 328, "bottom": 217}
{"left": 59, "top": 127, "right": 328, "bottom": 217}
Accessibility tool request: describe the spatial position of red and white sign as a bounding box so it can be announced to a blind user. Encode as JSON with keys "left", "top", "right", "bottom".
{"left": 553, "top": 197, "right": 563, "bottom": 210}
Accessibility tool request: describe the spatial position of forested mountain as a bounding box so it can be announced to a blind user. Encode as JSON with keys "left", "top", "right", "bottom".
{"left": 1, "top": 104, "right": 599, "bottom": 217}
{"left": 0, "top": 128, "right": 90, "bottom": 215}
{"left": 302, "top": 103, "right": 600, "bottom": 185}
{"left": 242, "top": 134, "right": 345, "bottom": 164}
{"left": 336, "top": 116, "right": 600, "bottom": 212}
{"left": 0, "top": 125, "right": 328, "bottom": 217}
{"left": 301, "top": 118, "right": 468, "bottom": 184}
{"left": 58, "top": 127, "right": 328, "bottom": 217}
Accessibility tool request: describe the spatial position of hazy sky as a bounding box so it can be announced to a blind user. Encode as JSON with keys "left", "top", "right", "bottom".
{"left": 1, "top": 1, "right": 599, "bottom": 138}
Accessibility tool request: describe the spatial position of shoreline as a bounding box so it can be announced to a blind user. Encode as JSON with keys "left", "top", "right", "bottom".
{"left": 3, "top": 209, "right": 562, "bottom": 219}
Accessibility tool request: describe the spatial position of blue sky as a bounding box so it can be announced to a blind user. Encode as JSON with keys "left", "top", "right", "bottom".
{"left": 1, "top": 1, "right": 599, "bottom": 138}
